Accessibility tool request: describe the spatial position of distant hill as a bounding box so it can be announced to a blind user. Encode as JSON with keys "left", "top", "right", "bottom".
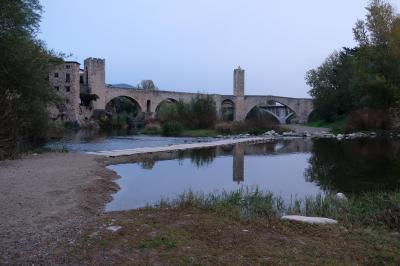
{"left": 110, "top": 83, "right": 136, "bottom": 89}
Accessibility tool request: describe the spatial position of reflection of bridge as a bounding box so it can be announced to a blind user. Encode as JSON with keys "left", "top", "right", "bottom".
{"left": 139, "top": 139, "right": 313, "bottom": 184}
{"left": 225, "top": 139, "right": 313, "bottom": 184}
{"left": 49, "top": 58, "right": 314, "bottom": 124}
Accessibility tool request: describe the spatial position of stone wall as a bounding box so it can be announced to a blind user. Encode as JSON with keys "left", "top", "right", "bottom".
{"left": 48, "top": 61, "right": 81, "bottom": 122}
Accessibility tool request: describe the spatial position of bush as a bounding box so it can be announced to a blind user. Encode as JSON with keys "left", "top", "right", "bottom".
{"left": 144, "top": 122, "right": 162, "bottom": 135}
{"left": 346, "top": 109, "right": 390, "bottom": 131}
{"left": 248, "top": 128, "right": 265, "bottom": 135}
{"left": 143, "top": 122, "right": 162, "bottom": 135}
{"left": 215, "top": 122, "right": 232, "bottom": 134}
{"left": 157, "top": 103, "right": 178, "bottom": 123}
{"left": 162, "top": 121, "right": 183, "bottom": 136}
{"left": 231, "top": 122, "right": 249, "bottom": 134}
{"left": 190, "top": 95, "right": 217, "bottom": 129}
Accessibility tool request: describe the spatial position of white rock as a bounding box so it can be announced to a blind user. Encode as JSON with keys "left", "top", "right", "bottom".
{"left": 335, "top": 192, "right": 347, "bottom": 201}
{"left": 106, "top": 225, "right": 122, "bottom": 232}
{"left": 281, "top": 215, "right": 338, "bottom": 225}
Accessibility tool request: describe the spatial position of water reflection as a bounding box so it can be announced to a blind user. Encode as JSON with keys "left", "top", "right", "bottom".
{"left": 189, "top": 147, "right": 217, "bottom": 167}
{"left": 305, "top": 138, "right": 400, "bottom": 193}
{"left": 96, "top": 137, "right": 400, "bottom": 211}
{"left": 106, "top": 139, "right": 315, "bottom": 211}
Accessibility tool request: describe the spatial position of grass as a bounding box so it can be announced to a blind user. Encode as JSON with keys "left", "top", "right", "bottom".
{"left": 154, "top": 187, "right": 400, "bottom": 230}
{"left": 67, "top": 195, "right": 400, "bottom": 265}
{"left": 138, "top": 237, "right": 177, "bottom": 250}
{"left": 306, "top": 116, "right": 346, "bottom": 133}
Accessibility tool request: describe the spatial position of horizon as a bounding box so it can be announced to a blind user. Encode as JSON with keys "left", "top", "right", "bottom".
{"left": 39, "top": 0, "right": 373, "bottom": 98}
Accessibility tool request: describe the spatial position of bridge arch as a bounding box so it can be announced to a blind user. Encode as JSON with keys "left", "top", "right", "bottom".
{"left": 105, "top": 96, "right": 143, "bottom": 117}
{"left": 154, "top": 98, "right": 179, "bottom": 119}
{"left": 245, "top": 99, "right": 296, "bottom": 124}
{"left": 221, "top": 99, "right": 235, "bottom": 121}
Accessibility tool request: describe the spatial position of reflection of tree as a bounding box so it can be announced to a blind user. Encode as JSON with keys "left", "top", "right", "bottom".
{"left": 140, "top": 158, "right": 156, "bottom": 170}
{"left": 305, "top": 139, "right": 400, "bottom": 193}
{"left": 190, "top": 147, "right": 216, "bottom": 167}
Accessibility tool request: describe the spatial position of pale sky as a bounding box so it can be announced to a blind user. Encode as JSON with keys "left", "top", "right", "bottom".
{"left": 39, "top": 0, "right": 376, "bottom": 98}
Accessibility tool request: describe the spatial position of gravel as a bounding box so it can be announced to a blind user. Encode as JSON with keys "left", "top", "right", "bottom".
{"left": 0, "top": 153, "right": 118, "bottom": 264}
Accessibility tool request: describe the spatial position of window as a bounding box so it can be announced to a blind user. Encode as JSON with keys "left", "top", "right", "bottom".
{"left": 80, "top": 75, "right": 84, "bottom": 84}
{"left": 54, "top": 72, "right": 59, "bottom": 78}
{"left": 66, "top": 99, "right": 70, "bottom": 103}
{"left": 65, "top": 86, "right": 71, "bottom": 92}
{"left": 54, "top": 86, "right": 59, "bottom": 91}
{"left": 66, "top": 73, "right": 70, "bottom": 83}
{"left": 66, "top": 65, "right": 70, "bottom": 69}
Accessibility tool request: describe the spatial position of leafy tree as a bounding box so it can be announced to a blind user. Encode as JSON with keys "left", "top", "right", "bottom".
{"left": 306, "top": 49, "right": 357, "bottom": 121}
{"left": 189, "top": 94, "right": 216, "bottom": 128}
{"left": 0, "top": 0, "right": 59, "bottom": 158}
{"left": 139, "top": 80, "right": 158, "bottom": 90}
{"left": 307, "top": 0, "right": 400, "bottom": 123}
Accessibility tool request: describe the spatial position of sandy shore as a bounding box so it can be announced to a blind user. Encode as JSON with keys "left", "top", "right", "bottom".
{"left": 0, "top": 153, "right": 119, "bottom": 264}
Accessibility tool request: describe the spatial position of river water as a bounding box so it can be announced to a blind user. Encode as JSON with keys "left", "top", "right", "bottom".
{"left": 47, "top": 132, "right": 400, "bottom": 211}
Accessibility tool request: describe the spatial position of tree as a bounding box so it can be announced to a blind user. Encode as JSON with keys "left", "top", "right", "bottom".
{"left": 0, "top": 0, "right": 59, "bottom": 158}
{"left": 306, "top": 49, "right": 356, "bottom": 121}
{"left": 139, "top": 80, "right": 158, "bottom": 90}
{"left": 306, "top": 0, "right": 400, "bottom": 123}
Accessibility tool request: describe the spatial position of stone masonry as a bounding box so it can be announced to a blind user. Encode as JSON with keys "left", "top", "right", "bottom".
{"left": 49, "top": 58, "right": 314, "bottom": 125}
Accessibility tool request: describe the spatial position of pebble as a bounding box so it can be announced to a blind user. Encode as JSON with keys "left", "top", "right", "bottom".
{"left": 106, "top": 226, "right": 122, "bottom": 232}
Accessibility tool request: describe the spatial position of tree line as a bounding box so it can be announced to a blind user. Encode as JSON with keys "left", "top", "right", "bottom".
{"left": 0, "top": 0, "right": 60, "bottom": 159}
{"left": 306, "top": 0, "right": 400, "bottom": 130}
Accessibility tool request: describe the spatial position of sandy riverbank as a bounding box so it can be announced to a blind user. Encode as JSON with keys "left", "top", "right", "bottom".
{"left": 0, "top": 153, "right": 119, "bottom": 264}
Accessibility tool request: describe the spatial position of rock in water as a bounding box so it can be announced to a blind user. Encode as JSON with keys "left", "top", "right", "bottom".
{"left": 281, "top": 215, "right": 338, "bottom": 225}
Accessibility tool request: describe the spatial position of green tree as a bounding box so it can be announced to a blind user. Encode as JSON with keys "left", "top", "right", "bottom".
{"left": 189, "top": 94, "right": 217, "bottom": 129}
{"left": 306, "top": 49, "right": 356, "bottom": 121}
{"left": 0, "top": 0, "right": 59, "bottom": 158}
{"left": 306, "top": 0, "right": 400, "bottom": 122}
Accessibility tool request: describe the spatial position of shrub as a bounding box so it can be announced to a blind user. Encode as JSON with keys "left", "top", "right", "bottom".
{"left": 157, "top": 103, "right": 178, "bottom": 123}
{"left": 248, "top": 128, "right": 265, "bottom": 135}
{"left": 143, "top": 122, "right": 162, "bottom": 135}
{"left": 346, "top": 109, "right": 390, "bottom": 131}
{"left": 215, "top": 122, "right": 232, "bottom": 134}
{"left": 231, "top": 122, "right": 249, "bottom": 134}
{"left": 162, "top": 121, "right": 183, "bottom": 136}
{"left": 190, "top": 95, "right": 217, "bottom": 129}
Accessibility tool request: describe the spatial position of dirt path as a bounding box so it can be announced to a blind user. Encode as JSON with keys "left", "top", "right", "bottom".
{"left": 0, "top": 153, "right": 118, "bottom": 264}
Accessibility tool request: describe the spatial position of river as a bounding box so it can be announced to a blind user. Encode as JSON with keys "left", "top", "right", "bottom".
{"left": 47, "top": 131, "right": 400, "bottom": 211}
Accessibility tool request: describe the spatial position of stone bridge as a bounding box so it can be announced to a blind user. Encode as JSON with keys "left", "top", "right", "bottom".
{"left": 50, "top": 58, "right": 314, "bottom": 124}
{"left": 101, "top": 87, "right": 314, "bottom": 123}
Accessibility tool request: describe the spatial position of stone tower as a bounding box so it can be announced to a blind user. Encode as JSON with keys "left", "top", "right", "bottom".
{"left": 48, "top": 61, "right": 81, "bottom": 122}
{"left": 84, "top": 58, "right": 106, "bottom": 110}
{"left": 234, "top": 66, "right": 245, "bottom": 121}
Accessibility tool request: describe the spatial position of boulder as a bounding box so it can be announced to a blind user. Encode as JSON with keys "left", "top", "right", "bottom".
{"left": 281, "top": 215, "right": 338, "bottom": 225}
